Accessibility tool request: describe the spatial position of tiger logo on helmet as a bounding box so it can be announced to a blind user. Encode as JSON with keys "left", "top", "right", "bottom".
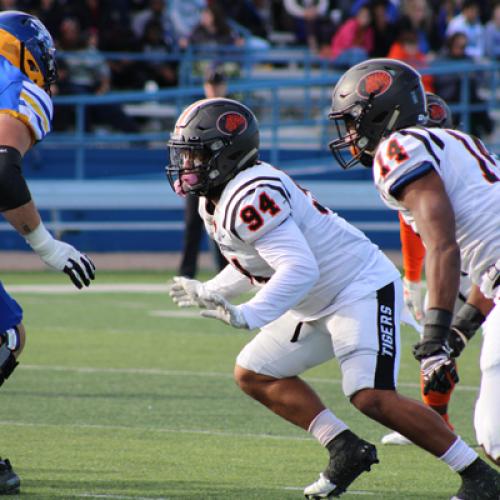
{"left": 425, "top": 92, "right": 453, "bottom": 129}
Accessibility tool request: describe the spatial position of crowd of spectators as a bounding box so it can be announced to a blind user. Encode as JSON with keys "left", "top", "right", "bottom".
{"left": 2, "top": 0, "right": 498, "bottom": 136}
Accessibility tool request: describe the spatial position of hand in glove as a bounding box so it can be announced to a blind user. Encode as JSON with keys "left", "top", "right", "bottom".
{"left": 25, "top": 224, "right": 95, "bottom": 289}
{"left": 413, "top": 308, "right": 458, "bottom": 394}
{"left": 403, "top": 278, "right": 425, "bottom": 324}
{"left": 200, "top": 292, "right": 249, "bottom": 329}
{"left": 418, "top": 350, "right": 459, "bottom": 395}
{"left": 169, "top": 276, "right": 207, "bottom": 308}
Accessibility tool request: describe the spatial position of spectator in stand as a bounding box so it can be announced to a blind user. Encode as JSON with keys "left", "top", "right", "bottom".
{"left": 99, "top": 21, "right": 146, "bottom": 91}
{"left": 396, "top": 0, "right": 441, "bottom": 54}
{"left": 330, "top": 5, "right": 374, "bottom": 68}
{"left": 168, "top": 0, "right": 206, "bottom": 47}
{"left": 54, "top": 17, "right": 139, "bottom": 133}
{"left": 387, "top": 29, "right": 434, "bottom": 91}
{"left": 217, "top": 0, "right": 270, "bottom": 40}
{"left": 370, "top": 0, "right": 397, "bottom": 57}
{"left": 185, "top": 3, "right": 244, "bottom": 81}
{"left": 187, "top": 3, "right": 244, "bottom": 48}
{"left": 283, "top": 0, "right": 329, "bottom": 52}
{"left": 434, "top": 32, "right": 494, "bottom": 138}
{"left": 446, "top": 1, "right": 484, "bottom": 59}
{"left": 177, "top": 67, "right": 228, "bottom": 279}
{"left": 132, "top": 0, "right": 175, "bottom": 44}
{"left": 349, "top": 0, "right": 399, "bottom": 23}
{"left": 140, "top": 19, "right": 178, "bottom": 87}
{"left": 484, "top": 2, "right": 500, "bottom": 60}
{"left": 434, "top": 0, "right": 461, "bottom": 42}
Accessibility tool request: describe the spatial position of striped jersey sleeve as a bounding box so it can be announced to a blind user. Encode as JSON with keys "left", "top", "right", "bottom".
{"left": 0, "top": 57, "right": 53, "bottom": 142}
{"left": 374, "top": 128, "right": 443, "bottom": 201}
{"left": 221, "top": 176, "right": 291, "bottom": 243}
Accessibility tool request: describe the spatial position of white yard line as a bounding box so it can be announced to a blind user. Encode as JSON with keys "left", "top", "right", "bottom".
{"left": 282, "top": 486, "right": 375, "bottom": 495}
{"left": 79, "top": 495, "right": 169, "bottom": 500}
{"left": 149, "top": 310, "right": 202, "bottom": 318}
{"left": 20, "top": 364, "right": 480, "bottom": 392}
{"left": 0, "top": 419, "right": 311, "bottom": 442}
{"left": 5, "top": 284, "right": 171, "bottom": 293}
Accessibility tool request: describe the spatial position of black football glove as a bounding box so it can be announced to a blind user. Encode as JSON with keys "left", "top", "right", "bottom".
{"left": 413, "top": 308, "right": 459, "bottom": 395}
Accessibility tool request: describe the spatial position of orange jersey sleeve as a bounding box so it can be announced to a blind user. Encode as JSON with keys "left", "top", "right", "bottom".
{"left": 399, "top": 213, "right": 425, "bottom": 282}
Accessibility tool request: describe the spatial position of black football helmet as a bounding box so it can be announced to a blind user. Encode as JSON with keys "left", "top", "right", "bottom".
{"left": 425, "top": 92, "right": 453, "bottom": 128}
{"left": 166, "top": 98, "right": 259, "bottom": 196}
{"left": 329, "top": 58, "right": 427, "bottom": 169}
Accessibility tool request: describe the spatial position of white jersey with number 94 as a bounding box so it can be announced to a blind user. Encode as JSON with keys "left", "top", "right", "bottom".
{"left": 198, "top": 161, "right": 399, "bottom": 329}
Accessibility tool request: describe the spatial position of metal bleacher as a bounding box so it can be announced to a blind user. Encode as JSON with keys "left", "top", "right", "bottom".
{"left": 2, "top": 49, "right": 499, "bottom": 252}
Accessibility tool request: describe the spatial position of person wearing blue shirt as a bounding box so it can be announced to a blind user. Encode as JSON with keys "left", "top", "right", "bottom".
{"left": 0, "top": 10, "right": 96, "bottom": 493}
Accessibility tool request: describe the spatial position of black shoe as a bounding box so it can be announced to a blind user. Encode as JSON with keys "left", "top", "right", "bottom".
{"left": 304, "top": 430, "right": 379, "bottom": 498}
{"left": 0, "top": 458, "right": 20, "bottom": 495}
{"left": 452, "top": 458, "right": 500, "bottom": 500}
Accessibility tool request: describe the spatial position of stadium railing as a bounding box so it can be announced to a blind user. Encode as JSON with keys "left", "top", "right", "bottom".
{"left": 1, "top": 52, "right": 496, "bottom": 250}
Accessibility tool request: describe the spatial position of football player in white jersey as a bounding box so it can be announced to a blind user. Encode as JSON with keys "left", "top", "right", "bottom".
{"left": 383, "top": 92, "right": 462, "bottom": 446}
{"left": 0, "top": 11, "right": 95, "bottom": 493}
{"left": 167, "top": 97, "right": 499, "bottom": 499}
{"left": 329, "top": 59, "right": 500, "bottom": 480}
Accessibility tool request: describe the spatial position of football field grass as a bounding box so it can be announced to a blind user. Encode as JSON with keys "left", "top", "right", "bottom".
{"left": 0, "top": 270, "right": 487, "bottom": 499}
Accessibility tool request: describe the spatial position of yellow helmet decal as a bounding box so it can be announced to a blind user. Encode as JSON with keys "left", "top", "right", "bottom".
{"left": 0, "top": 28, "right": 45, "bottom": 88}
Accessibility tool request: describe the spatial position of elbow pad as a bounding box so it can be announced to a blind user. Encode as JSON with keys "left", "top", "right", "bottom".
{"left": 0, "top": 146, "right": 32, "bottom": 211}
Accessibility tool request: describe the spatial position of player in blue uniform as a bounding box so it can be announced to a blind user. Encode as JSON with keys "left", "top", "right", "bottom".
{"left": 0, "top": 11, "right": 95, "bottom": 494}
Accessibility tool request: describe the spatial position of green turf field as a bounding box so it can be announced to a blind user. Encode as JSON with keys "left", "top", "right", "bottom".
{"left": 0, "top": 271, "right": 487, "bottom": 499}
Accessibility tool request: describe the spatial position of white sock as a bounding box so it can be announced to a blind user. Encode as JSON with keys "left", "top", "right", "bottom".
{"left": 439, "top": 437, "right": 478, "bottom": 472}
{"left": 308, "top": 409, "right": 349, "bottom": 447}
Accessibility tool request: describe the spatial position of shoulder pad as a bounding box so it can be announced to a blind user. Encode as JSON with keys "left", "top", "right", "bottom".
{"left": 222, "top": 179, "right": 291, "bottom": 243}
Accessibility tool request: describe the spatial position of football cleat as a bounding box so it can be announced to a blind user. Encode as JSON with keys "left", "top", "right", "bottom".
{"left": 451, "top": 458, "right": 500, "bottom": 500}
{"left": 381, "top": 431, "right": 412, "bottom": 446}
{"left": 0, "top": 457, "right": 20, "bottom": 495}
{"left": 304, "top": 430, "right": 379, "bottom": 498}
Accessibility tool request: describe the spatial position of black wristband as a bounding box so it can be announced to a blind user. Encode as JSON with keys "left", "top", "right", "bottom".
{"left": 0, "top": 145, "right": 31, "bottom": 211}
{"left": 423, "top": 308, "right": 453, "bottom": 342}
{"left": 451, "top": 303, "right": 485, "bottom": 341}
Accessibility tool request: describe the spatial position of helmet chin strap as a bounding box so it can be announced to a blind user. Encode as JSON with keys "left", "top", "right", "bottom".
{"left": 19, "top": 42, "right": 27, "bottom": 78}
{"left": 386, "top": 107, "right": 401, "bottom": 132}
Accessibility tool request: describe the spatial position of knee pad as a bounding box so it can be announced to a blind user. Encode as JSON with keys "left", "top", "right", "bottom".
{"left": 0, "top": 328, "right": 20, "bottom": 386}
{"left": 0, "top": 344, "right": 18, "bottom": 386}
{"left": 474, "top": 363, "right": 500, "bottom": 461}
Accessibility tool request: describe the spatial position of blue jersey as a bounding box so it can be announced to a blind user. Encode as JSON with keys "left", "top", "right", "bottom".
{"left": 0, "top": 282, "right": 22, "bottom": 331}
{"left": 0, "top": 55, "right": 53, "bottom": 142}
{"left": 0, "top": 56, "right": 54, "bottom": 330}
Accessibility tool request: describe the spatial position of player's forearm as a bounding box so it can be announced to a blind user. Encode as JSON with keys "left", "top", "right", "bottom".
{"left": 465, "top": 284, "right": 495, "bottom": 317}
{"left": 204, "top": 264, "right": 255, "bottom": 299}
{"left": 238, "top": 259, "right": 319, "bottom": 329}
{"left": 3, "top": 201, "right": 42, "bottom": 235}
{"left": 237, "top": 218, "right": 320, "bottom": 329}
{"left": 424, "top": 241, "right": 461, "bottom": 313}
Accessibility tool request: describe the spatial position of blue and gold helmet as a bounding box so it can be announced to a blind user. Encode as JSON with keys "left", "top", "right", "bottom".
{"left": 0, "top": 10, "right": 57, "bottom": 90}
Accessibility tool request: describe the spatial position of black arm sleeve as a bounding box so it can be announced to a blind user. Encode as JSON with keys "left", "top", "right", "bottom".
{"left": 0, "top": 146, "right": 32, "bottom": 211}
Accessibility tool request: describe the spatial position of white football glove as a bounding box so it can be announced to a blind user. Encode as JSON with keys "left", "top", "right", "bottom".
{"left": 480, "top": 259, "right": 500, "bottom": 299}
{"left": 200, "top": 292, "right": 249, "bottom": 329}
{"left": 169, "top": 276, "right": 207, "bottom": 308}
{"left": 25, "top": 223, "right": 95, "bottom": 289}
{"left": 403, "top": 278, "right": 425, "bottom": 324}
